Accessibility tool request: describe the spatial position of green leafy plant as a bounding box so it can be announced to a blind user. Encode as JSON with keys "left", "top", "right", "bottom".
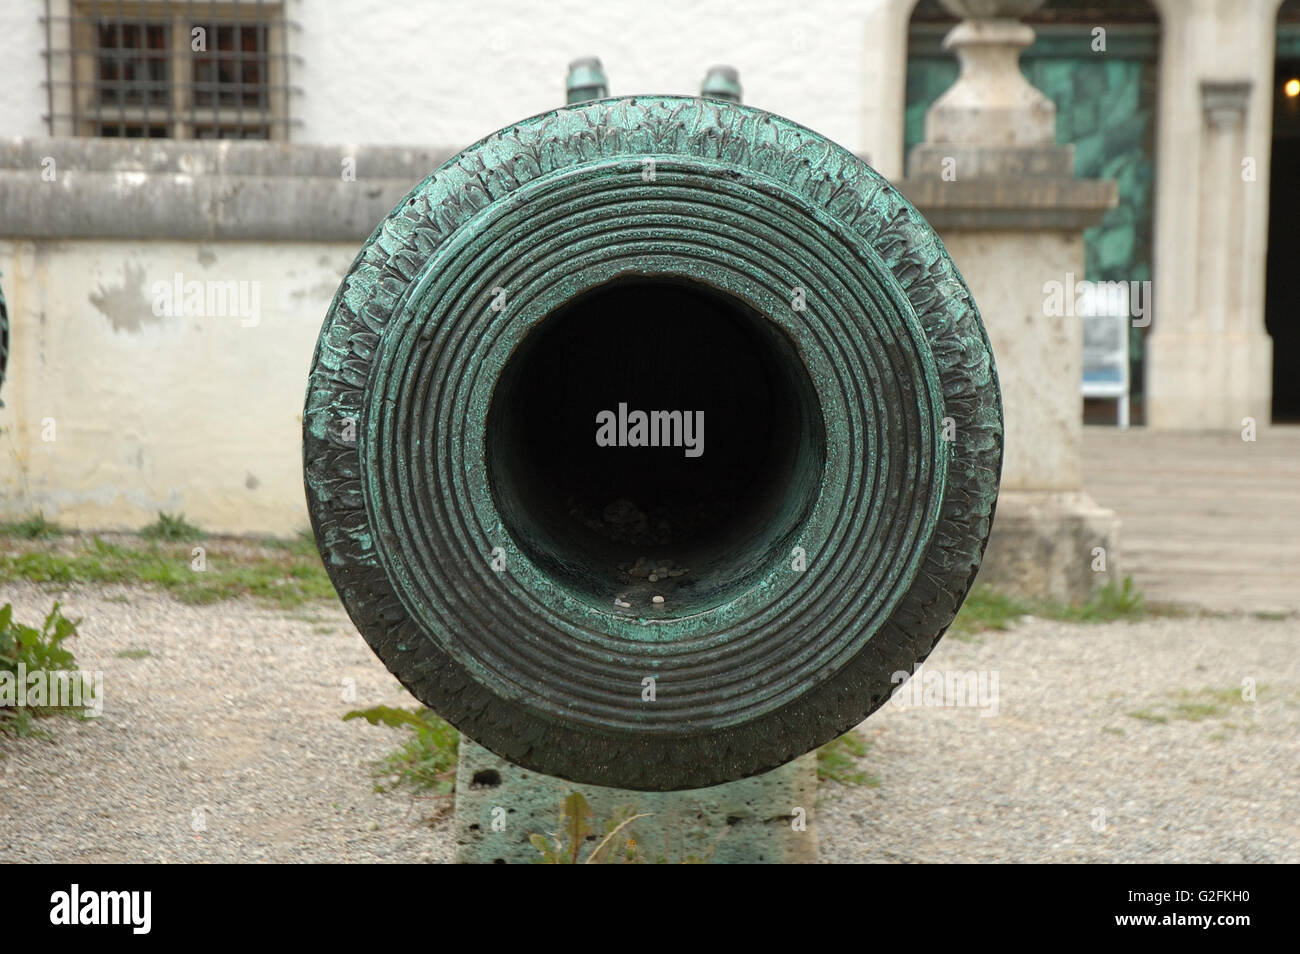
{"left": 140, "top": 512, "right": 204, "bottom": 541}
{"left": 0, "top": 601, "right": 87, "bottom": 738}
{"left": 343, "top": 705, "right": 459, "bottom": 797}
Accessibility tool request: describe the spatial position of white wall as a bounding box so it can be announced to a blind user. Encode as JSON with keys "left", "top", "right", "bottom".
{"left": 0, "top": 0, "right": 892, "bottom": 155}
{"left": 0, "top": 1, "right": 51, "bottom": 139}
{"left": 0, "top": 239, "right": 356, "bottom": 534}
{"left": 292, "top": 0, "right": 884, "bottom": 154}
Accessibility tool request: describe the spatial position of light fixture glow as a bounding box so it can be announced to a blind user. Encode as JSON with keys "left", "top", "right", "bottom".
{"left": 1285, "top": 78, "right": 1300, "bottom": 98}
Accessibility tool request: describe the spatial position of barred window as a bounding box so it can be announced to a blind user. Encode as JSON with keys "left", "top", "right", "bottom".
{"left": 42, "top": 0, "right": 299, "bottom": 139}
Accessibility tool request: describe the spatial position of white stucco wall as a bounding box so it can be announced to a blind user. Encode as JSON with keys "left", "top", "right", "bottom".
{"left": 0, "top": 0, "right": 896, "bottom": 155}
{"left": 293, "top": 0, "right": 884, "bottom": 154}
{"left": 0, "top": 239, "right": 356, "bottom": 534}
{"left": 0, "top": 1, "right": 50, "bottom": 139}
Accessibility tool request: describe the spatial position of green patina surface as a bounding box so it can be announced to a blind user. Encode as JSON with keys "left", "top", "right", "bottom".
{"left": 303, "top": 95, "right": 1001, "bottom": 790}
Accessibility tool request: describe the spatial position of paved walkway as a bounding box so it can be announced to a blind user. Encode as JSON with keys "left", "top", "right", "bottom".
{"left": 1082, "top": 425, "right": 1300, "bottom": 615}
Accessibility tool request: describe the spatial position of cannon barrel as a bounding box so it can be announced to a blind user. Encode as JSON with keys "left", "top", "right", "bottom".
{"left": 304, "top": 94, "right": 1002, "bottom": 791}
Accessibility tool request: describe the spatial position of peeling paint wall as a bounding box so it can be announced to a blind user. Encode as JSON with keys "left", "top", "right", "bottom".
{"left": 0, "top": 240, "right": 357, "bottom": 534}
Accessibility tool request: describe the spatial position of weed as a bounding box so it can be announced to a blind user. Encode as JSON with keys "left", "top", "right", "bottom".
{"left": 528, "top": 792, "right": 713, "bottom": 864}
{"left": 1251, "top": 610, "right": 1292, "bottom": 622}
{"left": 1055, "top": 577, "right": 1144, "bottom": 622}
{"left": 949, "top": 576, "right": 1155, "bottom": 641}
{"left": 0, "top": 512, "right": 60, "bottom": 539}
{"left": 0, "top": 602, "right": 88, "bottom": 738}
{"left": 343, "top": 705, "right": 459, "bottom": 797}
{"left": 947, "top": 587, "right": 1030, "bottom": 641}
{"left": 816, "top": 731, "right": 879, "bottom": 787}
{"left": 0, "top": 533, "right": 336, "bottom": 609}
{"left": 140, "top": 512, "right": 204, "bottom": 541}
{"left": 1126, "top": 686, "right": 1260, "bottom": 726}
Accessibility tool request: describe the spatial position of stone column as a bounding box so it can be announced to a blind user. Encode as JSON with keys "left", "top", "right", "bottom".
{"left": 899, "top": 0, "right": 1120, "bottom": 601}
{"left": 1143, "top": 0, "right": 1278, "bottom": 430}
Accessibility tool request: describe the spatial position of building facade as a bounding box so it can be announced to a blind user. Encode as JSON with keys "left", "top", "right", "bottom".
{"left": 0, "top": 0, "right": 1291, "bottom": 534}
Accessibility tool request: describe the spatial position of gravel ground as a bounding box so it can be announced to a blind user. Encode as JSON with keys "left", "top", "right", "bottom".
{"left": 819, "top": 612, "right": 1299, "bottom": 863}
{"left": 0, "top": 582, "right": 454, "bottom": 863}
{"left": 2, "top": 581, "right": 1296, "bottom": 863}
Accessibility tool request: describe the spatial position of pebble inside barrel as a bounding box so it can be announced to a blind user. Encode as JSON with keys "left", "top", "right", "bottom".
{"left": 303, "top": 93, "right": 1003, "bottom": 792}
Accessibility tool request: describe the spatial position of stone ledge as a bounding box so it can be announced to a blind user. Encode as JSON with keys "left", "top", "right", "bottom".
{"left": 908, "top": 143, "right": 1076, "bottom": 179}
{"left": 0, "top": 137, "right": 454, "bottom": 178}
{"left": 895, "top": 176, "right": 1117, "bottom": 230}
{"left": 0, "top": 137, "right": 456, "bottom": 241}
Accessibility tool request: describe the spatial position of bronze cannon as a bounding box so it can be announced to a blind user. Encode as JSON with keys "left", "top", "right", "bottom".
{"left": 304, "top": 75, "right": 1003, "bottom": 791}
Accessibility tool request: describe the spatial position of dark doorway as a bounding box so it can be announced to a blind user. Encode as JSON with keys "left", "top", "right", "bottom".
{"left": 1267, "top": 57, "right": 1300, "bottom": 421}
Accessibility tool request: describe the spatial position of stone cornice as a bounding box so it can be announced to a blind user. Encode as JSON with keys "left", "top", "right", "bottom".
{"left": 0, "top": 137, "right": 455, "bottom": 241}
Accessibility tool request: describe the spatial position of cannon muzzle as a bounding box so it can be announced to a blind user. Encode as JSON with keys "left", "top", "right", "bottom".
{"left": 304, "top": 93, "right": 1002, "bottom": 790}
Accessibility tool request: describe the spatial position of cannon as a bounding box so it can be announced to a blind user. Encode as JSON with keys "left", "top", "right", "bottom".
{"left": 303, "top": 64, "right": 1003, "bottom": 792}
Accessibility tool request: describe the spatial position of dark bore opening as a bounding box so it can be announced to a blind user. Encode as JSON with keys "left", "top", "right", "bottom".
{"left": 486, "top": 278, "right": 825, "bottom": 616}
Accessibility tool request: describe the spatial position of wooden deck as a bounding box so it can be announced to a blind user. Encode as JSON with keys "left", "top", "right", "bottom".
{"left": 1082, "top": 426, "right": 1300, "bottom": 615}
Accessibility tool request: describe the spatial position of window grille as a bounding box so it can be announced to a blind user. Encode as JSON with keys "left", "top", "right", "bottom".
{"left": 41, "top": 0, "right": 300, "bottom": 139}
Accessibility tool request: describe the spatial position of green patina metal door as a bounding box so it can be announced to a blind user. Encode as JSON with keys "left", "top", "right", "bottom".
{"left": 907, "top": 8, "right": 1158, "bottom": 422}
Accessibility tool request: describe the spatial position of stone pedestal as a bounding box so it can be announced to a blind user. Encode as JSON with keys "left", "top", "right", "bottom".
{"left": 453, "top": 739, "right": 819, "bottom": 864}
{"left": 898, "top": 0, "right": 1120, "bottom": 601}
{"left": 977, "top": 490, "right": 1121, "bottom": 602}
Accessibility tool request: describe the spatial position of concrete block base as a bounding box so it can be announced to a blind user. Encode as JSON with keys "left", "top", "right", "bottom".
{"left": 976, "top": 490, "right": 1120, "bottom": 602}
{"left": 453, "top": 739, "right": 819, "bottom": 864}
